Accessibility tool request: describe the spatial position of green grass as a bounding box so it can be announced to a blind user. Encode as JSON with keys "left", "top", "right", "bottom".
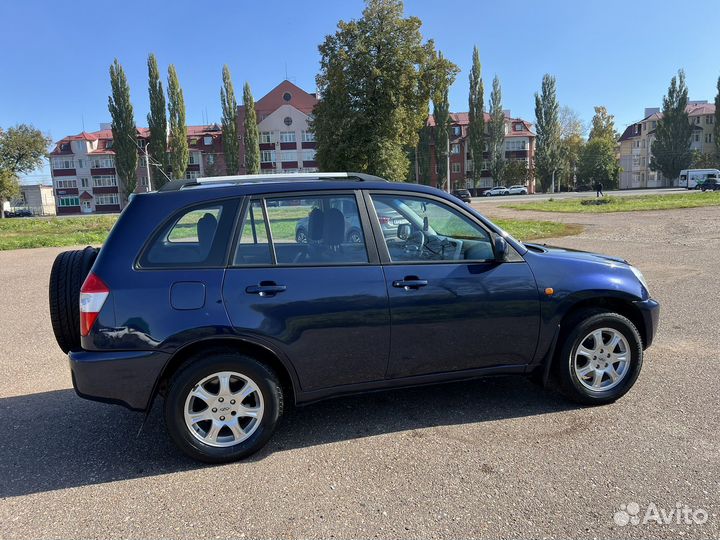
{"left": 0, "top": 209, "right": 580, "bottom": 251}
{"left": 0, "top": 215, "right": 119, "bottom": 250}
{"left": 503, "top": 191, "right": 720, "bottom": 213}
{"left": 494, "top": 219, "right": 582, "bottom": 241}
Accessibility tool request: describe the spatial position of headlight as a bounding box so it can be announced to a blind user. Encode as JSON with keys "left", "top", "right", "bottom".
{"left": 630, "top": 265, "right": 649, "bottom": 293}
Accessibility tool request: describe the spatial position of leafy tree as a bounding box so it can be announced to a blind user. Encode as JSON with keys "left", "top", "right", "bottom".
{"left": 534, "top": 74, "right": 561, "bottom": 192}
{"left": 558, "top": 106, "right": 585, "bottom": 190}
{"left": 432, "top": 51, "right": 457, "bottom": 191}
{"left": 504, "top": 159, "right": 531, "bottom": 186}
{"left": 467, "top": 46, "right": 484, "bottom": 188}
{"left": 578, "top": 137, "right": 619, "bottom": 189}
{"left": 243, "top": 82, "right": 260, "bottom": 174}
{"left": 220, "top": 65, "right": 239, "bottom": 175}
{"left": 690, "top": 150, "right": 720, "bottom": 169}
{"left": 0, "top": 170, "right": 20, "bottom": 215}
{"left": 416, "top": 124, "right": 432, "bottom": 184}
{"left": 488, "top": 76, "right": 506, "bottom": 186}
{"left": 650, "top": 70, "right": 692, "bottom": 182}
{"left": 715, "top": 76, "right": 720, "bottom": 158}
{"left": 146, "top": 53, "right": 168, "bottom": 188}
{"left": 167, "top": 65, "right": 188, "bottom": 180}
{"left": 108, "top": 59, "right": 138, "bottom": 202}
{"left": 312, "top": 0, "right": 441, "bottom": 181}
{"left": 588, "top": 106, "right": 617, "bottom": 141}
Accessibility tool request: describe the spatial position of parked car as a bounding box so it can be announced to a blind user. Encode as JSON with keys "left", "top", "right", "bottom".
{"left": 295, "top": 198, "right": 407, "bottom": 244}
{"left": 507, "top": 185, "right": 529, "bottom": 195}
{"left": 484, "top": 186, "right": 509, "bottom": 196}
{"left": 3, "top": 209, "right": 32, "bottom": 218}
{"left": 700, "top": 177, "right": 720, "bottom": 191}
{"left": 49, "top": 172, "right": 659, "bottom": 463}
{"left": 451, "top": 189, "right": 472, "bottom": 204}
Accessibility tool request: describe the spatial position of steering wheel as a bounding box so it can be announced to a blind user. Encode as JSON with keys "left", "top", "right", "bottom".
{"left": 403, "top": 230, "right": 426, "bottom": 257}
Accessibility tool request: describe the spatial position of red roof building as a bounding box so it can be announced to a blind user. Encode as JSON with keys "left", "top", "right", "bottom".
{"left": 425, "top": 111, "right": 536, "bottom": 192}
{"left": 49, "top": 124, "right": 225, "bottom": 215}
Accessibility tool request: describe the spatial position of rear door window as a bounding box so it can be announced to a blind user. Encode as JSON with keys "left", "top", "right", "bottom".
{"left": 140, "top": 199, "right": 239, "bottom": 268}
{"left": 232, "top": 194, "right": 369, "bottom": 266}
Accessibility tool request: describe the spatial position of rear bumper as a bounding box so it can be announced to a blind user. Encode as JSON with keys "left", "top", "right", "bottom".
{"left": 634, "top": 298, "right": 660, "bottom": 349}
{"left": 69, "top": 349, "right": 169, "bottom": 411}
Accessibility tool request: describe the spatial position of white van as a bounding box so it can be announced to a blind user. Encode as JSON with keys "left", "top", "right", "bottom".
{"left": 679, "top": 169, "right": 720, "bottom": 189}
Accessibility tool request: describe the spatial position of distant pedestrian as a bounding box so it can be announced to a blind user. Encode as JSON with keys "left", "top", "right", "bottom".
{"left": 596, "top": 182, "right": 604, "bottom": 197}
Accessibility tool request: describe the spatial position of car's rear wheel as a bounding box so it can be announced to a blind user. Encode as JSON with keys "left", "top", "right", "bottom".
{"left": 48, "top": 246, "right": 99, "bottom": 353}
{"left": 347, "top": 229, "right": 362, "bottom": 243}
{"left": 164, "top": 350, "right": 283, "bottom": 463}
{"left": 555, "top": 310, "right": 643, "bottom": 405}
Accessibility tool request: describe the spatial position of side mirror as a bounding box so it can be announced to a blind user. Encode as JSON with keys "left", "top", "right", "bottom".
{"left": 493, "top": 234, "right": 508, "bottom": 262}
{"left": 397, "top": 223, "right": 411, "bottom": 240}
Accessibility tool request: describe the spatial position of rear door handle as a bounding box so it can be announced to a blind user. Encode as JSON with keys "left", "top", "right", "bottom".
{"left": 392, "top": 277, "right": 428, "bottom": 290}
{"left": 245, "top": 282, "right": 287, "bottom": 297}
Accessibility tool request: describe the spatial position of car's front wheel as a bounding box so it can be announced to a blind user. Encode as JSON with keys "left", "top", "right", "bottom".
{"left": 164, "top": 350, "right": 283, "bottom": 463}
{"left": 555, "top": 310, "right": 643, "bottom": 405}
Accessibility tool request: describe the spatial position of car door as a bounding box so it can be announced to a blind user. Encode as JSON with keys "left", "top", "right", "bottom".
{"left": 222, "top": 191, "right": 390, "bottom": 392}
{"left": 366, "top": 191, "right": 540, "bottom": 379}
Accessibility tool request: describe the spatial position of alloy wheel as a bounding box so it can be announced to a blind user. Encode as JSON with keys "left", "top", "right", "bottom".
{"left": 573, "top": 328, "right": 630, "bottom": 392}
{"left": 183, "top": 371, "right": 265, "bottom": 447}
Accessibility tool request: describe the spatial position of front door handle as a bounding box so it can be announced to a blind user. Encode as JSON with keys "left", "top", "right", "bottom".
{"left": 245, "top": 282, "right": 287, "bottom": 297}
{"left": 392, "top": 277, "right": 428, "bottom": 290}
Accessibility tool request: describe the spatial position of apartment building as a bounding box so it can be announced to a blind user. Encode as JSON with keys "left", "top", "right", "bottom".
{"left": 618, "top": 101, "right": 716, "bottom": 189}
{"left": 238, "top": 80, "right": 319, "bottom": 174}
{"left": 49, "top": 124, "right": 224, "bottom": 214}
{"left": 425, "top": 112, "right": 536, "bottom": 192}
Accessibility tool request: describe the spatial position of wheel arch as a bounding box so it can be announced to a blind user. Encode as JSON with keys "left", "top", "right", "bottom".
{"left": 154, "top": 337, "right": 300, "bottom": 407}
{"left": 559, "top": 296, "right": 647, "bottom": 348}
{"left": 537, "top": 295, "right": 647, "bottom": 387}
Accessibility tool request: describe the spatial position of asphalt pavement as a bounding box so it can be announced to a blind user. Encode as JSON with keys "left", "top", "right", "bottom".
{"left": 0, "top": 204, "right": 718, "bottom": 539}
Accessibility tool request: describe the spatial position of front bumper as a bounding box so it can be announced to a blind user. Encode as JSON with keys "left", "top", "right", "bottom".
{"left": 69, "top": 349, "right": 169, "bottom": 411}
{"left": 634, "top": 298, "right": 660, "bottom": 349}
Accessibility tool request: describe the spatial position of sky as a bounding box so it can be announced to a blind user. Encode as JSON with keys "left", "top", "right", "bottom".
{"left": 1, "top": 0, "right": 719, "bottom": 183}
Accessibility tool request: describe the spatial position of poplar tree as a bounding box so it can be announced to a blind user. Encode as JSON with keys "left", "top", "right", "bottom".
{"left": 220, "top": 65, "right": 239, "bottom": 175}
{"left": 650, "top": 70, "right": 692, "bottom": 181}
{"left": 108, "top": 59, "right": 138, "bottom": 201}
{"left": 431, "top": 51, "right": 459, "bottom": 191}
{"left": 167, "top": 65, "right": 188, "bottom": 180}
{"left": 243, "top": 82, "right": 260, "bottom": 174}
{"left": 467, "top": 46, "right": 484, "bottom": 188}
{"left": 146, "top": 53, "right": 168, "bottom": 187}
{"left": 488, "top": 75, "right": 506, "bottom": 186}
{"left": 714, "top": 76, "right": 720, "bottom": 158}
{"left": 534, "top": 74, "right": 561, "bottom": 192}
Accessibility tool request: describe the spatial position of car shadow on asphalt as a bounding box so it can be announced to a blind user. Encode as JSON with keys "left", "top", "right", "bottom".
{"left": 0, "top": 376, "right": 577, "bottom": 498}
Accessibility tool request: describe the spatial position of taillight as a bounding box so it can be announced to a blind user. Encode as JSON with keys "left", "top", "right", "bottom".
{"left": 79, "top": 273, "right": 109, "bottom": 337}
{"left": 378, "top": 216, "right": 390, "bottom": 224}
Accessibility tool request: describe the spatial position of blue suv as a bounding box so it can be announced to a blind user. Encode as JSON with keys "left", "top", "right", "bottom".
{"left": 49, "top": 172, "right": 659, "bottom": 463}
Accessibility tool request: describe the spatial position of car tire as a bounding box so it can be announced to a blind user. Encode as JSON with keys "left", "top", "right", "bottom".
{"left": 346, "top": 228, "right": 362, "bottom": 243}
{"left": 555, "top": 309, "right": 643, "bottom": 405}
{"left": 49, "top": 246, "right": 99, "bottom": 353}
{"left": 164, "top": 350, "right": 284, "bottom": 463}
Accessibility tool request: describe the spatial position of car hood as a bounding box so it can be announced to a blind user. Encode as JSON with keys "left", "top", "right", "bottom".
{"left": 524, "top": 243, "right": 629, "bottom": 266}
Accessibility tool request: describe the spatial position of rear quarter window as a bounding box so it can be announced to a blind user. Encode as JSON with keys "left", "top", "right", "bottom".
{"left": 138, "top": 199, "right": 240, "bottom": 268}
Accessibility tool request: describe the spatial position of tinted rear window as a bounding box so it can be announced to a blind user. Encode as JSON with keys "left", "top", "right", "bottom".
{"left": 138, "top": 199, "right": 239, "bottom": 268}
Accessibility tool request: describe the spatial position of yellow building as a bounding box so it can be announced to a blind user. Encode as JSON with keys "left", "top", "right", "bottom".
{"left": 618, "top": 101, "right": 716, "bottom": 189}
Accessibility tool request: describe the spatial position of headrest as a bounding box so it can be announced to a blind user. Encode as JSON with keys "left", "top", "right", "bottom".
{"left": 308, "top": 208, "right": 324, "bottom": 242}
{"left": 324, "top": 208, "right": 345, "bottom": 246}
{"left": 197, "top": 212, "right": 218, "bottom": 247}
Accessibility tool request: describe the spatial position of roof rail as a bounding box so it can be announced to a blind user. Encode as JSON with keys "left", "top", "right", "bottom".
{"left": 155, "top": 172, "right": 389, "bottom": 192}
{"left": 196, "top": 172, "right": 389, "bottom": 184}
